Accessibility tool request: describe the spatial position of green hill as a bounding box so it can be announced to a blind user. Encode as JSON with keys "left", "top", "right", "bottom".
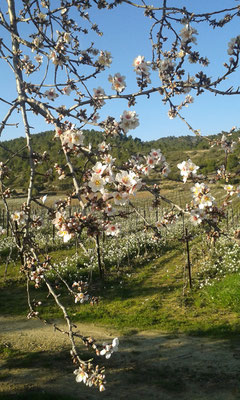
{"left": 0, "top": 129, "right": 239, "bottom": 194}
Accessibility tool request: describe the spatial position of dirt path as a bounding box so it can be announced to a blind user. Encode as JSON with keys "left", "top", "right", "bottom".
{"left": 1, "top": 315, "right": 240, "bottom": 400}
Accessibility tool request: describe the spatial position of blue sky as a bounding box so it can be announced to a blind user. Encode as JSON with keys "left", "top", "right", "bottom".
{"left": 0, "top": 0, "right": 240, "bottom": 142}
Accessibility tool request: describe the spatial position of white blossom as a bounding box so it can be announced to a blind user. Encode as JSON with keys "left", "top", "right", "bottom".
{"left": 119, "top": 110, "right": 139, "bottom": 133}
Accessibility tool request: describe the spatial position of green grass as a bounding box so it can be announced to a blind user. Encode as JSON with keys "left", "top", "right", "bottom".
{"left": 197, "top": 274, "right": 240, "bottom": 312}
{"left": 1, "top": 233, "right": 240, "bottom": 339}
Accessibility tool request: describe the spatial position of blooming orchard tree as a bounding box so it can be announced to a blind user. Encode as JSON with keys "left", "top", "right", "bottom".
{"left": 0, "top": 0, "right": 240, "bottom": 392}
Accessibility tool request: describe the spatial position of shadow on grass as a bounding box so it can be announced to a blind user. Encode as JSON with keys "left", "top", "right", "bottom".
{"left": 1, "top": 348, "right": 71, "bottom": 370}
{"left": 0, "top": 392, "right": 76, "bottom": 400}
{"left": 1, "top": 333, "right": 240, "bottom": 400}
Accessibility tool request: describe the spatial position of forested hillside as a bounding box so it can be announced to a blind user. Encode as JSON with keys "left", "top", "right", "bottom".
{"left": 1, "top": 129, "right": 239, "bottom": 194}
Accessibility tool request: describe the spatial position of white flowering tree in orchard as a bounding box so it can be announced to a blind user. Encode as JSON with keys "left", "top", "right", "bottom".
{"left": 0, "top": 0, "right": 240, "bottom": 391}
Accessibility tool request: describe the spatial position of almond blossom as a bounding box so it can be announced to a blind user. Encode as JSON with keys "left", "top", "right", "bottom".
{"left": 108, "top": 73, "right": 126, "bottom": 93}
{"left": 190, "top": 209, "right": 205, "bottom": 225}
{"left": 61, "top": 129, "right": 84, "bottom": 149}
{"left": 177, "top": 159, "right": 199, "bottom": 183}
{"left": 100, "top": 338, "right": 119, "bottom": 358}
{"left": 97, "top": 50, "right": 112, "bottom": 67}
{"left": 98, "top": 141, "right": 110, "bottom": 152}
{"left": 74, "top": 368, "right": 88, "bottom": 384}
{"left": 74, "top": 292, "right": 89, "bottom": 303}
{"left": 0, "top": 226, "right": 6, "bottom": 235}
{"left": 197, "top": 193, "right": 215, "bottom": 210}
{"left": 63, "top": 32, "right": 71, "bottom": 44}
{"left": 49, "top": 51, "right": 64, "bottom": 66}
{"left": 191, "top": 182, "right": 207, "bottom": 198}
{"left": 112, "top": 191, "right": 129, "bottom": 205}
{"left": 34, "top": 54, "right": 43, "bottom": 64}
{"left": 115, "top": 170, "right": 137, "bottom": 187}
{"left": 104, "top": 204, "right": 116, "bottom": 216}
{"left": 11, "top": 211, "right": 27, "bottom": 225}
{"left": 105, "top": 223, "right": 120, "bottom": 236}
{"left": 93, "top": 87, "right": 106, "bottom": 106}
{"left": 133, "top": 55, "right": 151, "bottom": 81}
{"left": 88, "top": 173, "right": 106, "bottom": 193}
{"left": 57, "top": 228, "right": 73, "bottom": 242}
{"left": 92, "top": 162, "right": 106, "bottom": 175}
{"left": 62, "top": 86, "right": 71, "bottom": 95}
{"left": 119, "top": 110, "right": 139, "bottom": 133}
{"left": 44, "top": 88, "right": 59, "bottom": 101}
{"left": 224, "top": 184, "right": 235, "bottom": 196}
{"left": 180, "top": 24, "right": 198, "bottom": 44}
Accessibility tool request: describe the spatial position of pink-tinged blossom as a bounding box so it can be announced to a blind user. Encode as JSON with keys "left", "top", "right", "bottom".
{"left": 91, "top": 112, "right": 100, "bottom": 123}
{"left": 180, "top": 24, "right": 198, "bottom": 45}
{"left": 98, "top": 141, "right": 110, "bottom": 152}
{"left": 105, "top": 223, "right": 120, "bottom": 236}
{"left": 140, "top": 165, "right": 151, "bottom": 175}
{"left": 93, "top": 87, "right": 106, "bottom": 106}
{"left": 74, "top": 368, "right": 88, "bottom": 384}
{"left": 133, "top": 55, "right": 151, "bottom": 81}
{"left": 119, "top": 110, "right": 139, "bottom": 133}
{"left": 34, "top": 54, "right": 43, "bottom": 64}
{"left": 11, "top": 211, "right": 27, "bottom": 225}
{"left": 108, "top": 73, "right": 126, "bottom": 93}
{"left": 62, "top": 86, "right": 71, "bottom": 95}
{"left": 63, "top": 32, "right": 71, "bottom": 43}
{"left": 44, "top": 88, "right": 59, "bottom": 101}
{"left": 177, "top": 159, "right": 199, "bottom": 183}
{"left": 88, "top": 173, "right": 106, "bottom": 193}
{"left": 197, "top": 194, "right": 215, "bottom": 210}
{"left": 115, "top": 170, "right": 137, "bottom": 187}
{"left": 190, "top": 209, "right": 205, "bottom": 225}
{"left": 162, "top": 162, "right": 171, "bottom": 177}
{"left": 97, "top": 50, "right": 112, "bottom": 67}
{"left": 92, "top": 162, "right": 106, "bottom": 175}
{"left": 149, "top": 149, "right": 163, "bottom": 160}
{"left": 52, "top": 211, "right": 67, "bottom": 229}
{"left": 104, "top": 204, "right": 116, "bottom": 216}
{"left": 113, "top": 191, "right": 129, "bottom": 205}
{"left": 100, "top": 338, "right": 119, "bottom": 358}
{"left": 57, "top": 229, "right": 73, "bottom": 242}
{"left": 74, "top": 292, "right": 89, "bottom": 303}
{"left": 146, "top": 156, "right": 157, "bottom": 168}
{"left": 191, "top": 182, "right": 207, "bottom": 198}
{"left": 49, "top": 51, "right": 64, "bottom": 66}
{"left": 102, "top": 154, "right": 115, "bottom": 166}
{"left": 61, "top": 130, "right": 84, "bottom": 148}
{"left": 129, "top": 179, "right": 142, "bottom": 195}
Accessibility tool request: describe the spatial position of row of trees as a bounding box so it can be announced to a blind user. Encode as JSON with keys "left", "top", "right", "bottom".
{"left": 1, "top": 128, "right": 239, "bottom": 193}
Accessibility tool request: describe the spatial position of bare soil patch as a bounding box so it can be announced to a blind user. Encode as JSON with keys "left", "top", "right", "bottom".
{"left": 1, "top": 316, "right": 240, "bottom": 400}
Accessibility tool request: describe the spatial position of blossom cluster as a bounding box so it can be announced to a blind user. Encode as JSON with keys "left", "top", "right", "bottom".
{"left": 108, "top": 73, "right": 126, "bottom": 93}
{"left": 190, "top": 182, "right": 216, "bottom": 225}
{"left": 177, "top": 159, "right": 199, "bottom": 183}
{"left": 73, "top": 337, "right": 119, "bottom": 391}
{"left": 72, "top": 281, "right": 89, "bottom": 304}
{"left": 133, "top": 55, "right": 151, "bottom": 83}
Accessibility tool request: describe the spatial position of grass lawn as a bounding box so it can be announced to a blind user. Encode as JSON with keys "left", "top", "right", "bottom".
{"left": 1, "top": 233, "right": 240, "bottom": 339}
